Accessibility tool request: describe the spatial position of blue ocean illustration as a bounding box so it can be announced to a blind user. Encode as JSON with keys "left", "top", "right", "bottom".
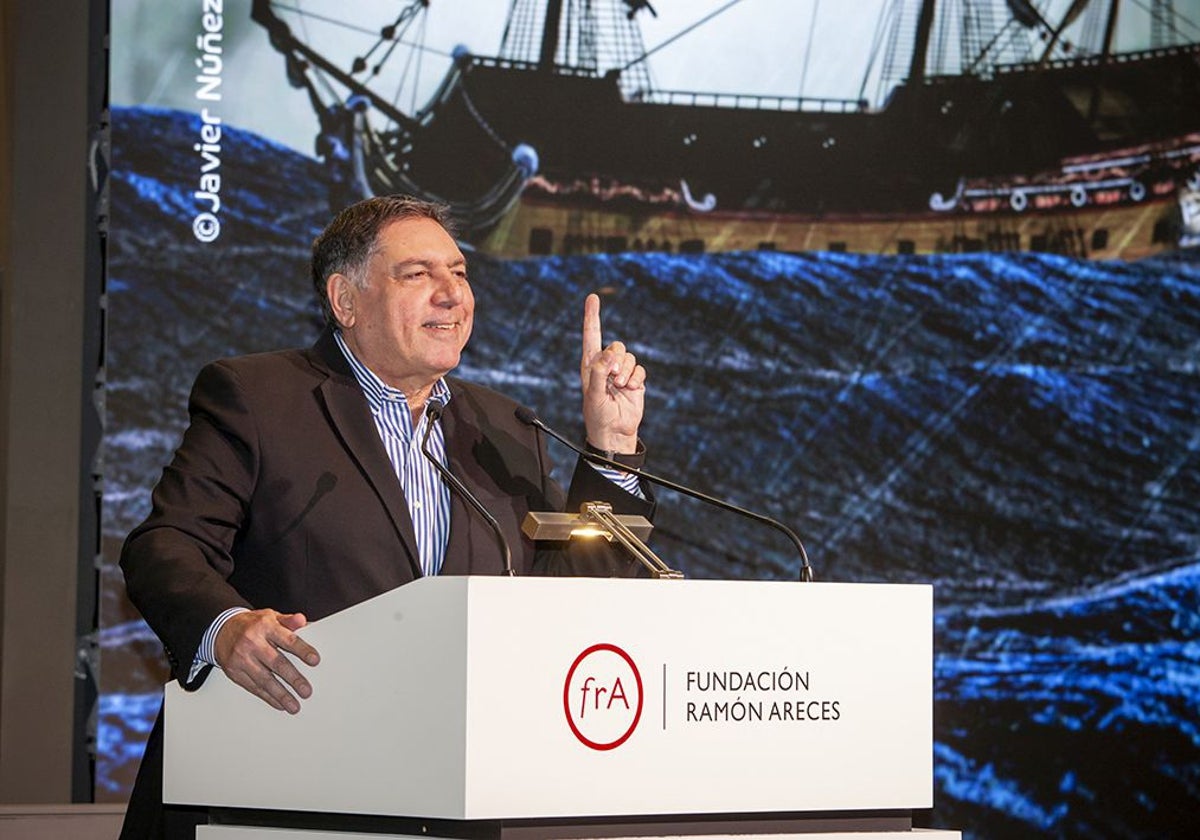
{"left": 99, "top": 107, "right": 1200, "bottom": 838}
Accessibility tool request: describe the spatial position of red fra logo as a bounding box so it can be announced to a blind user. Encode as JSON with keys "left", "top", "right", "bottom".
{"left": 563, "top": 643, "right": 644, "bottom": 751}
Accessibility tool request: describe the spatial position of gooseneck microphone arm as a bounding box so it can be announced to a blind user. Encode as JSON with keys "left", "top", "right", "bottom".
{"left": 515, "top": 407, "right": 815, "bottom": 582}
{"left": 421, "top": 402, "right": 515, "bottom": 577}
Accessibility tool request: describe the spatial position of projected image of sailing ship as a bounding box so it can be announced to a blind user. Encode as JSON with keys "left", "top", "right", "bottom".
{"left": 252, "top": 0, "right": 1200, "bottom": 259}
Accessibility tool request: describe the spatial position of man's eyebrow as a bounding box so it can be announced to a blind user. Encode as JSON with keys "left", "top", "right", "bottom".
{"left": 390, "top": 259, "right": 428, "bottom": 272}
{"left": 388, "top": 256, "right": 468, "bottom": 272}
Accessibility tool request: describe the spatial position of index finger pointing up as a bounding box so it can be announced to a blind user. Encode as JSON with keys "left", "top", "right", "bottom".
{"left": 582, "top": 293, "right": 602, "bottom": 365}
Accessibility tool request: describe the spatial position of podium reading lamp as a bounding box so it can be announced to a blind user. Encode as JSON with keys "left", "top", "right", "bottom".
{"left": 522, "top": 503, "right": 684, "bottom": 579}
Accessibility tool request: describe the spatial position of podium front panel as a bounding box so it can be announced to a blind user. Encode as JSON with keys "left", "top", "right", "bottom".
{"left": 166, "top": 578, "right": 932, "bottom": 820}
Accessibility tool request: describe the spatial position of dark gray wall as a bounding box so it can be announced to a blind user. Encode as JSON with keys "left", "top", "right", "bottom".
{"left": 0, "top": 0, "right": 103, "bottom": 803}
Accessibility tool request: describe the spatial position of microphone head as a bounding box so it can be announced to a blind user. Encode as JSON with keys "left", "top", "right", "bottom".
{"left": 514, "top": 406, "right": 540, "bottom": 427}
{"left": 425, "top": 400, "right": 446, "bottom": 422}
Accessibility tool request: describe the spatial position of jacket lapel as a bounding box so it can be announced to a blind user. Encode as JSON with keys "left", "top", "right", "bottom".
{"left": 309, "top": 330, "right": 424, "bottom": 579}
{"left": 439, "top": 395, "right": 483, "bottom": 575}
{"left": 438, "top": 386, "right": 510, "bottom": 576}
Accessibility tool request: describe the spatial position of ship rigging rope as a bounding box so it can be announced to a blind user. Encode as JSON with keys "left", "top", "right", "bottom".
{"left": 619, "top": 0, "right": 748, "bottom": 72}
{"left": 269, "top": 2, "right": 458, "bottom": 59}
{"left": 270, "top": 2, "right": 382, "bottom": 38}
{"left": 799, "top": 0, "right": 819, "bottom": 99}
{"left": 858, "top": 0, "right": 900, "bottom": 105}
{"left": 1126, "top": 0, "right": 1200, "bottom": 41}
{"left": 966, "top": 17, "right": 1024, "bottom": 74}
{"left": 391, "top": 11, "right": 427, "bottom": 116}
{"left": 271, "top": 0, "right": 459, "bottom": 125}
{"left": 458, "top": 85, "right": 516, "bottom": 155}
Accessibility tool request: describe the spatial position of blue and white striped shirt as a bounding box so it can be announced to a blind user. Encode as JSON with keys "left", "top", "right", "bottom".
{"left": 333, "top": 329, "right": 451, "bottom": 578}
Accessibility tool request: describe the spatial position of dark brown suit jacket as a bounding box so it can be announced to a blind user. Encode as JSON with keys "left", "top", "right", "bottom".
{"left": 119, "top": 328, "right": 654, "bottom": 838}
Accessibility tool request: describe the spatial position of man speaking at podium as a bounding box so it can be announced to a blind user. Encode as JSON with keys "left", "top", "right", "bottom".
{"left": 119, "top": 195, "right": 656, "bottom": 839}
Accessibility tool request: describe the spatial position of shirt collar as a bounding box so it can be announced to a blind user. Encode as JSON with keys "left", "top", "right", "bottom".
{"left": 333, "top": 329, "right": 452, "bottom": 415}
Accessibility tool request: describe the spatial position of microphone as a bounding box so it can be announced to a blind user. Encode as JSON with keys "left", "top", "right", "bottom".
{"left": 421, "top": 401, "right": 515, "bottom": 577}
{"left": 514, "top": 407, "right": 815, "bottom": 582}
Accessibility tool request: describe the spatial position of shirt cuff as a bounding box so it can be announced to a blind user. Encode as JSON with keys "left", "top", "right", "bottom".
{"left": 588, "top": 462, "right": 645, "bottom": 498}
{"left": 584, "top": 439, "right": 647, "bottom": 499}
{"left": 188, "top": 606, "right": 250, "bottom": 683}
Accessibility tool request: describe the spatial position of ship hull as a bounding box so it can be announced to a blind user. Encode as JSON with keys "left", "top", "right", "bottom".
{"left": 480, "top": 188, "right": 1190, "bottom": 259}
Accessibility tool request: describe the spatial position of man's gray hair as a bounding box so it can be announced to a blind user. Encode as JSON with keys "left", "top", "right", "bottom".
{"left": 311, "top": 195, "right": 456, "bottom": 327}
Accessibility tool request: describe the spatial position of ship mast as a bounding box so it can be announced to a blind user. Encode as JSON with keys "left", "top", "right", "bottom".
{"left": 1101, "top": 0, "right": 1120, "bottom": 56}
{"left": 540, "top": 0, "right": 564, "bottom": 70}
{"left": 907, "top": 0, "right": 937, "bottom": 83}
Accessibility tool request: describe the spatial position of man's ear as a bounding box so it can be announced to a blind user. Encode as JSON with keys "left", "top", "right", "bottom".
{"left": 327, "top": 273, "right": 357, "bottom": 328}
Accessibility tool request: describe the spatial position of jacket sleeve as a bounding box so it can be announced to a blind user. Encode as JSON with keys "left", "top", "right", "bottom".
{"left": 534, "top": 445, "right": 658, "bottom": 578}
{"left": 120, "top": 360, "right": 257, "bottom": 684}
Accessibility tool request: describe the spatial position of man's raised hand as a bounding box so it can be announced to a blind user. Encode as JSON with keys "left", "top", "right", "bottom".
{"left": 580, "top": 293, "right": 645, "bottom": 454}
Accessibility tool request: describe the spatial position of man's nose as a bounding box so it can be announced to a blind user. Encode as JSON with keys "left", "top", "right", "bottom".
{"left": 432, "top": 269, "right": 466, "bottom": 305}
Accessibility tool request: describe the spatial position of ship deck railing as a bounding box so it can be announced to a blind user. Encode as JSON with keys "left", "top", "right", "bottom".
{"left": 630, "top": 89, "right": 870, "bottom": 113}
{"left": 929, "top": 41, "right": 1200, "bottom": 82}
{"left": 467, "top": 54, "right": 869, "bottom": 114}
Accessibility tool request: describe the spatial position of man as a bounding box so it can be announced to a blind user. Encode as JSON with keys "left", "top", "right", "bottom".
{"left": 119, "top": 195, "right": 654, "bottom": 838}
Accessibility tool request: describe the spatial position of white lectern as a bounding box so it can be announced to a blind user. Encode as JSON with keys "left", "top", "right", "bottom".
{"left": 165, "top": 578, "right": 957, "bottom": 839}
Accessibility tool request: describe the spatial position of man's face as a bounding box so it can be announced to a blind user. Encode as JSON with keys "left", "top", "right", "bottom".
{"left": 334, "top": 216, "right": 474, "bottom": 394}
